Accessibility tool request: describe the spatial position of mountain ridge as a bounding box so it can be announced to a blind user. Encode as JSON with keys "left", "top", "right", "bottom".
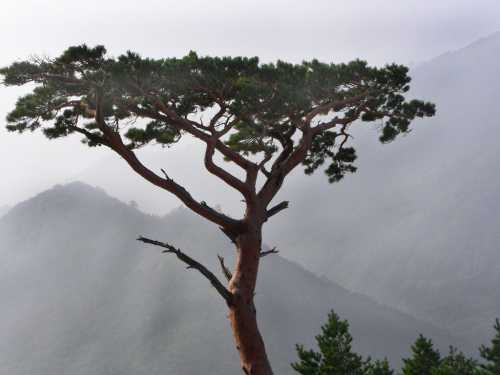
{"left": 0, "top": 182, "right": 470, "bottom": 375}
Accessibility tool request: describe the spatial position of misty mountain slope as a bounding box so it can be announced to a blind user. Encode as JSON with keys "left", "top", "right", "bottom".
{"left": 263, "top": 31, "right": 500, "bottom": 344}
{"left": 0, "top": 205, "right": 9, "bottom": 218}
{"left": 0, "top": 183, "right": 467, "bottom": 375}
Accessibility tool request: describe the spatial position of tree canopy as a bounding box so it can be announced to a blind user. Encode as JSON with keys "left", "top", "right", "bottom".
{"left": 1, "top": 45, "right": 434, "bottom": 207}
{"left": 401, "top": 334, "right": 441, "bottom": 375}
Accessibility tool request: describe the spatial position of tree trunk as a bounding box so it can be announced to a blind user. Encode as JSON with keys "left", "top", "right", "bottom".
{"left": 228, "top": 215, "right": 274, "bottom": 375}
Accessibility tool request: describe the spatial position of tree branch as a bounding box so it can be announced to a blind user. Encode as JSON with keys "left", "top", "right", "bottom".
{"left": 260, "top": 247, "right": 279, "bottom": 257}
{"left": 258, "top": 128, "right": 314, "bottom": 205}
{"left": 304, "top": 91, "right": 370, "bottom": 125}
{"left": 219, "top": 226, "right": 239, "bottom": 244}
{"left": 151, "top": 99, "right": 258, "bottom": 172}
{"left": 209, "top": 103, "right": 227, "bottom": 130}
{"left": 312, "top": 107, "right": 363, "bottom": 134}
{"left": 258, "top": 94, "right": 369, "bottom": 206}
{"left": 94, "top": 97, "right": 242, "bottom": 230}
{"left": 204, "top": 139, "right": 254, "bottom": 201}
{"left": 312, "top": 115, "right": 352, "bottom": 133}
{"left": 67, "top": 124, "right": 110, "bottom": 147}
{"left": 258, "top": 146, "right": 274, "bottom": 178}
{"left": 138, "top": 236, "right": 233, "bottom": 306}
{"left": 132, "top": 101, "right": 260, "bottom": 201}
{"left": 265, "top": 201, "right": 289, "bottom": 220}
{"left": 217, "top": 254, "right": 233, "bottom": 282}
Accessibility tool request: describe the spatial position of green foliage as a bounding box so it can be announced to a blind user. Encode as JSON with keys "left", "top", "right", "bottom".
{"left": 479, "top": 319, "right": 500, "bottom": 375}
{"left": 294, "top": 312, "right": 500, "bottom": 375}
{"left": 433, "top": 347, "right": 478, "bottom": 375}
{"left": 303, "top": 130, "right": 357, "bottom": 183}
{"left": 364, "top": 360, "right": 394, "bottom": 375}
{"left": 439, "top": 349, "right": 478, "bottom": 375}
{"left": 124, "top": 120, "right": 180, "bottom": 148}
{"left": 402, "top": 335, "right": 441, "bottom": 375}
{"left": 291, "top": 310, "right": 391, "bottom": 375}
{"left": 1, "top": 44, "right": 435, "bottom": 183}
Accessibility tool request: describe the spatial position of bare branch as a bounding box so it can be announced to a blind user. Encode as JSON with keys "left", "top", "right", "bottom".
{"left": 217, "top": 254, "right": 233, "bottom": 282}
{"left": 260, "top": 166, "right": 271, "bottom": 178}
{"left": 266, "top": 201, "right": 289, "bottom": 219}
{"left": 260, "top": 247, "right": 279, "bottom": 258}
{"left": 219, "top": 226, "right": 239, "bottom": 244}
{"left": 160, "top": 168, "right": 172, "bottom": 181}
{"left": 137, "top": 236, "right": 233, "bottom": 306}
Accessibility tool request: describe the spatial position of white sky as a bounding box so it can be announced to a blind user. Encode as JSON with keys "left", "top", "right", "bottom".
{"left": 1, "top": 0, "right": 500, "bottom": 207}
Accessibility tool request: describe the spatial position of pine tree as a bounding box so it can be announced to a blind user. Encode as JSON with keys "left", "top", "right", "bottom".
{"left": 1, "top": 45, "right": 435, "bottom": 375}
{"left": 365, "top": 359, "right": 394, "bottom": 375}
{"left": 401, "top": 335, "right": 441, "bottom": 375}
{"left": 479, "top": 319, "right": 500, "bottom": 375}
{"left": 291, "top": 310, "right": 369, "bottom": 375}
{"left": 433, "top": 347, "right": 478, "bottom": 375}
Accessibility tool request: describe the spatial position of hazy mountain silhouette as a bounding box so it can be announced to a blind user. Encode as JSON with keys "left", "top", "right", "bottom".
{"left": 0, "top": 182, "right": 467, "bottom": 375}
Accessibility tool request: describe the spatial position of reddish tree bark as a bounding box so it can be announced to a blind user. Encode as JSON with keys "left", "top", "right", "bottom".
{"left": 228, "top": 212, "right": 273, "bottom": 375}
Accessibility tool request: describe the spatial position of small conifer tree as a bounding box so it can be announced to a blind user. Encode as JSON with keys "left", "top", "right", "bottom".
{"left": 365, "top": 359, "right": 394, "bottom": 375}
{"left": 433, "top": 347, "right": 477, "bottom": 375}
{"left": 401, "top": 335, "right": 441, "bottom": 375}
{"left": 291, "top": 310, "right": 391, "bottom": 375}
{"left": 479, "top": 319, "right": 500, "bottom": 375}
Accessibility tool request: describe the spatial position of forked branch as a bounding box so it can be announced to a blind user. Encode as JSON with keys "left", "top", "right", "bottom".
{"left": 260, "top": 247, "right": 279, "bottom": 257}
{"left": 93, "top": 99, "right": 241, "bottom": 230}
{"left": 137, "top": 236, "right": 233, "bottom": 305}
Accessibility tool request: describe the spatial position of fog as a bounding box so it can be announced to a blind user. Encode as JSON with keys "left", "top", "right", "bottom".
{"left": 0, "top": 182, "right": 466, "bottom": 374}
{"left": 2, "top": 0, "right": 500, "bottom": 209}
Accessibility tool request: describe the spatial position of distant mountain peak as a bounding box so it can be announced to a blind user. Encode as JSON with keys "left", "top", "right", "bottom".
{"left": 416, "top": 29, "right": 500, "bottom": 70}
{"left": 459, "top": 29, "right": 500, "bottom": 50}
{"left": 50, "top": 180, "right": 108, "bottom": 195}
{"left": 4, "top": 181, "right": 146, "bottom": 221}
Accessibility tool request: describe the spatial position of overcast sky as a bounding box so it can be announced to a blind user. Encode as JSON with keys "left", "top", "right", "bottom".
{"left": 1, "top": 0, "right": 500, "bottom": 208}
